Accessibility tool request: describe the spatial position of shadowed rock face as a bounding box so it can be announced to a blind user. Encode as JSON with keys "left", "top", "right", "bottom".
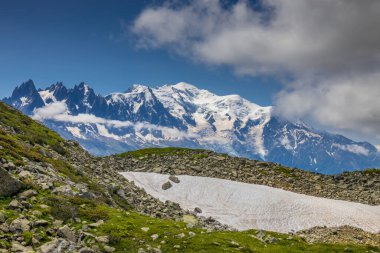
{"left": 3, "top": 80, "right": 45, "bottom": 114}
{"left": 0, "top": 167, "right": 25, "bottom": 197}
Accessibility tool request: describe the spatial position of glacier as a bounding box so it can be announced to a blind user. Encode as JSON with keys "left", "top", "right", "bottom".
{"left": 3, "top": 79, "right": 380, "bottom": 174}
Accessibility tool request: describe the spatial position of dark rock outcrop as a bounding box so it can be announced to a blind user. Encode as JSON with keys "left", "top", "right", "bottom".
{"left": 0, "top": 167, "right": 25, "bottom": 197}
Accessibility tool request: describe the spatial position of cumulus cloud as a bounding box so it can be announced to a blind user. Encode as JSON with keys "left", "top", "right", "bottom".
{"left": 132, "top": 0, "right": 380, "bottom": 76}
{"left": 274, "top": 73, "right": 380, "bottom": 140}
{"left": 32, "top": 102, "right": 197, "bottom": 140}
{"left": 132, "top": 0, "right": 380, "bottom": 144}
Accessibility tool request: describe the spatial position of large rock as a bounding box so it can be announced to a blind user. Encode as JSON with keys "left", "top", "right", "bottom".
{"left": 161, "top": 181, "right": 172, "bottom": 190}
{"left": 8, "top": 200, "right": 23, "bottom": 210}
{"left": 169, "top": 175, "right": 180, "bottom": 183}
{"left": 9, "top": 218, "right": 30, "bottom": 232}
{"left": 78, "top": 248, "right": 94, "bottom": 253}
{"left": 57, "top": 225, "right": 77, "bottom": 242}
{"left": 38, "top": 239, "right": 59, "bottom": 253}
{"left": 0, "top": 167, "right": 24, "bottom": 196}
{"left": 11, "top": 241, "right": 34, "bottom": 252}
{"left": 18, "top": 189, "right": 38, "bottom": 199}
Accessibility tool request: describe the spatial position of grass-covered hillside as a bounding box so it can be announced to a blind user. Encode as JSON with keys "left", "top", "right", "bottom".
{"left": 0, "top": 102, "right": 379, "bottom": 252}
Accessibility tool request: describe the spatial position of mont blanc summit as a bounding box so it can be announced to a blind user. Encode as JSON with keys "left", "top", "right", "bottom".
{"left": 4, "top": 80, "right": 380, "bottom": 174}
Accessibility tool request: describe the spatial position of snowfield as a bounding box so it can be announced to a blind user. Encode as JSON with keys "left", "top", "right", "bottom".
{"left": 120, "top": 172, "right": 380, "bottom": 233}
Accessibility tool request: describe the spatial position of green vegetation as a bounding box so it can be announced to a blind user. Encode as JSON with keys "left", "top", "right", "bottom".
{"left": 118, "top": 147, "right": 207, "bottom": 158}
{"left": 0, "top": 102, "right": 66, "bottom": 164}
{"left": 274, "top": 166, "right": 298, "bottom": 177}
{"left": 361, "top": 168, "right": 380, "bottom": 174}
{"left": 22, "top": 231, "right": 33, "bottom": 245}
{"left": 0, "top": 197, "right": 18, "bottom": 221}
{"left": 0, "top": 102, "right": 64, "bottom": 148}
{"left": 94, "top": 206, "right": 378, "bottom": 253}
{"left": 3, "top": 190, "right": 373, "bottom": 253}
{"left": 192, "top": 153, "right": 209, "bottom": 159}
{"left": 0, "top": 103, "right": 97, "bottom": 187}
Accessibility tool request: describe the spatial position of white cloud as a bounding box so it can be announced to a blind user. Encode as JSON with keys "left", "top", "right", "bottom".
{"left": 332, "top": 144, "right": 370, "bottom": 156}
{"left": 132, "top": 0, "right": 380, "bottom": 144}
{"left": 32, "top": 102, "right": 197, "bottom": 140}
{"left": 32, "top": 101, "right": 68, "bottom": 121}
{"left": 274, "top": 73, "right": 380, "bottom": 140}
{"left": 132, "top": 0, "right": 380, "bottom": 76}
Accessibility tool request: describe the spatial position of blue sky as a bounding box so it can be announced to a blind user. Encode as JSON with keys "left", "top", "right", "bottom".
{"left": 0, "top": 0, "right": 280, "bottom": 106}
{"left": 1, "top": 0, "right": 379, "bottom": 145}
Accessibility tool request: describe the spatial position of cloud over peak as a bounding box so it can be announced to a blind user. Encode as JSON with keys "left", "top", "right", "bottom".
{"left": 32, "top": 102, "right": 197, "bottom": 140}
{"left": 132, "top": 0, "right": 380, "bottom": 76}
{"left": 132, "top": 0, "right": 380, "bottom": 144}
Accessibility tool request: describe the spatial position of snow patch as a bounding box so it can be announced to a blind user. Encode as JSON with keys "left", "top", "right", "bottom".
{"left": 96, "top": 124, "right": 121, "bottom": 140}
{"left": 39, "top": 90, "right": 57, "bottom": 104}
{"left": 83, "top": 84, "right": 90, "bottom": 95}
{"left": 20, "top": 97, "right": 30, "bottom": 107}
{"left": 120, "top": 172, "right": 380, "bottom": 233}
{"left": 281, "top": 135, "right": 292, "bottom": 150}
{"left": 66, "top": 126, "right": 86, "bottom": 139}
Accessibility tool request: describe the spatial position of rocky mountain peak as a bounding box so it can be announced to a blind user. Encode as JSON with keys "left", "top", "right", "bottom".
{"left": 3, "top": 80, "right": 380, "bottom": 173}
{"left": 11, "top": 79, "right": 38, "bottom": 98}
{"left": 73, "top": 82, "right": 95, "bottom": 96}
{"left": 4, "top": 79, "right": 45, "bottom": 114}
{"left": 129, "top": 84, "right": 151, "bottom": 93}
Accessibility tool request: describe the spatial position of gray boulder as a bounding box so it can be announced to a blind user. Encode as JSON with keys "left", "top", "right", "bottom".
{"left": 161, "top": 181, "right": 172, "bottom": 190}
{"left": 169, "top": 175, "right": 180, "bottom": 183}
{"left": 57, "top": 225, "right": 77, "bottom": 242}
{"left": 37, "top": 238, "right": 70, "bottom": 253}
{"left": 9, "top": 218, "right": 30, "bottom": 232}
{"left": 0, "top": 167, "right": 24, "bottom": 196}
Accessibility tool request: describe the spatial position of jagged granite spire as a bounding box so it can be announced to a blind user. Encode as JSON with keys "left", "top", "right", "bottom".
{"left": 3, "top": 80, "right": 45, "bottom": 114}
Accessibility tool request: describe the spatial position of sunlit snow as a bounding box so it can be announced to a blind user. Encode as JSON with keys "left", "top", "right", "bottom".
{"left": 120, "top": 172, "right": 380, "bottom": 233}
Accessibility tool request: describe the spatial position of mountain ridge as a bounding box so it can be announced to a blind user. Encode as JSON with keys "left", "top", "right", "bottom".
{"left": 3, "top": 80, "right": 380, "bottom": 174}
{"left": 0, "top": 101, "right": 378, "bottom": 251}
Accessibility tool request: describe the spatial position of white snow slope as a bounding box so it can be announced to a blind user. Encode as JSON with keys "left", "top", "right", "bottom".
{"left": 120, "top": 172, "right": 380, "bottom": 233}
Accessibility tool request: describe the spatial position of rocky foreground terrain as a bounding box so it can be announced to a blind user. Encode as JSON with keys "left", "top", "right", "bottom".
{"left": 102, "top": 148, "right": 380, "bottom": 206}
{"left": 0, "top": 101, "right": 379, "bottom": 252}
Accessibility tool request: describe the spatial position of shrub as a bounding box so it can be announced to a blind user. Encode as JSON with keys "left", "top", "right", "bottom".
{"left": 51, "top": 142, "right": 67, "bottom": 156}
{"left": 23, "top": 231, "right": 33, "bottom": 245}
{"left": 80, "top": 206, "right": 110, "bottom": 221}
{"left": 47, "top": 196, "right": 79, "bottom": 221}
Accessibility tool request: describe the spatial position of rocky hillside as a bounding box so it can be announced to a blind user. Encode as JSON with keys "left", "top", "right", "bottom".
{"left": 102, "top": 148, "right": 380, "bottom": 205}
{"left": 0, "top": 101, "right": 379, "bottom": 252}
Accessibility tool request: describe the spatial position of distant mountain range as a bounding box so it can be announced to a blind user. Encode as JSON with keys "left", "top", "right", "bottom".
{"left": 3, "top": 80, "right": 380, "bottom": 174}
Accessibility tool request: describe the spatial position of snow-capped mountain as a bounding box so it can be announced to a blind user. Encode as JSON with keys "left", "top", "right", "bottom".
{"left": 3, "top": 80, "right": 380, "bottom": 174}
